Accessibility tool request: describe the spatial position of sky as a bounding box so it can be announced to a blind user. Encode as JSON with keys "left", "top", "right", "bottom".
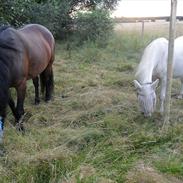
{"left": 112, "top": 0, "right": 183, "bottom": 17}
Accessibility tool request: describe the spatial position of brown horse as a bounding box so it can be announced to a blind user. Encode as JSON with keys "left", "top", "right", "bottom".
{"left": 0, "top": 24, "right": 55, "bottom": 141}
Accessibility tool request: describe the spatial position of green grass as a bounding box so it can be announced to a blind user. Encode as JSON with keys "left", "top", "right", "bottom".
{"left": 1, "top": 29, "right": 183, "bottom": 183}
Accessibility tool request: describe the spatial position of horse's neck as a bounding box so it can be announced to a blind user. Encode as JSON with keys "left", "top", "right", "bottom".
{"left": 136, "top": 48, "right": 162, "bottom": 84}
{"left": 137, "top": 68, "right": 153, "bottom": 84}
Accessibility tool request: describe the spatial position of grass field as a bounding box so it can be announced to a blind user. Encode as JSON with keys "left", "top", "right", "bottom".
{"left": 1, "top": 22, "right": 183, "bottom": 182}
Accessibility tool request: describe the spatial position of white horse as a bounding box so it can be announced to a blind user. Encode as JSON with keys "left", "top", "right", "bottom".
{"left": 134, "top": 36, "right": 183, "bottom": 117}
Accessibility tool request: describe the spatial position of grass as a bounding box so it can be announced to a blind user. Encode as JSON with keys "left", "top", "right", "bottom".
{"left": 1, "top": 23, "right": 183, "bottom": 182}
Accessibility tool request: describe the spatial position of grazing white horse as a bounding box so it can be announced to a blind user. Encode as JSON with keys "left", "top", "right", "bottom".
{"left": 134, "top": 36, "right": 183, "bottom": 117}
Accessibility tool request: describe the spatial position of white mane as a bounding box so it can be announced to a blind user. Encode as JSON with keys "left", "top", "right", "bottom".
{"left": 135, "top": 38, "right": 168, "bottom": 84}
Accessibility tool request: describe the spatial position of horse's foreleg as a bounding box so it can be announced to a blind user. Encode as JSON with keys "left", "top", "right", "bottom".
{"left": 8, "top": 91, "right": 16, "bottom": 122}
{"left": 15, "top": 81, "right": 26, "bottom": 132}
{"left": 32, "top": 76, "right": 40, "bottom": 105}
{"left": 160, "top": 78, "right": 166, "bottom": 114}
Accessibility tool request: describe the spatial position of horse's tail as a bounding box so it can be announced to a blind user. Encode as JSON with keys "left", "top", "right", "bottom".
{"left": 40, "top": 73, "right": 46, "bottom": 95}
{"left": 40, "top": 65, "right": 54, "bottom": 101}
{"left": 48, "top": 67, "right": 54, "bottom": 95}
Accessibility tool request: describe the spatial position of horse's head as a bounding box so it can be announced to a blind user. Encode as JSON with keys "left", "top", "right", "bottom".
{"left": 134, "top": 79, "right": 159, "bottom": 117}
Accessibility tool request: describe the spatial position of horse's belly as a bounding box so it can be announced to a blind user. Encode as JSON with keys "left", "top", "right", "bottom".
{"left": 28, "top": 59, "right": 49, "bottom": 79}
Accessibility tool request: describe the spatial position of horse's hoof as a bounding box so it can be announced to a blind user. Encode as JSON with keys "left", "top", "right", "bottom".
{"left": 0, "top": 144, "right": 5, "bottom": 156}
{"left": 34, "top": 100, "right": 40, "bottom": 105}
{"left": 0, "top": 132, "right": 3, "bottom": 145}
{"left": 16, "top": 123, "right": 25, "bottom": 134}
{"left": 177, "top": 95, "right": 183, "bottom": 99}
{"left": 45, "top": 97, "right": 51, "bottom": 103}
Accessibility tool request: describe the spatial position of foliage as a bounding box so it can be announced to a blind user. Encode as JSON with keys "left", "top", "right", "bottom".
{"left": 53, "top": 0, "right": 73, "bottom": 39}
{"left": 55, "top": 0, "right": 119, "bottom": 11}
{"left": 0, "top": 0, "right": 119, "bottom": 41}
{"left": 27, "top": 2, "right": 58, "bottom": 36}
{"left": 74, "top": 9, "right": 113, "bottom": 46}
{"left": 0, "top": 0, "right": 33, "bottom": 26}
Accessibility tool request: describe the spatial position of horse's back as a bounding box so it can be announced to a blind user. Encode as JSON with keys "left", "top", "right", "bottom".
{"left": 135, "top": 37, "right": 168, "bottom": 83}
{"left": 18, "top": 24, "right": 55, "bottom": 79}
{"left": 145, "top": 38, "right": 168, "bottom": 53}
{"left": 19, "top": 24, "right": 55, "bottom": 52}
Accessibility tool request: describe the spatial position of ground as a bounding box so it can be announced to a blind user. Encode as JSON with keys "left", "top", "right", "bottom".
{"left": 1, "top": 21, "right": 183, "bottom": 183}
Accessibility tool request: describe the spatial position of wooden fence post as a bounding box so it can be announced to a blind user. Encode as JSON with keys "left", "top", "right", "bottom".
{"left": 163, "top": 0, "right": 177, "bottom": 129}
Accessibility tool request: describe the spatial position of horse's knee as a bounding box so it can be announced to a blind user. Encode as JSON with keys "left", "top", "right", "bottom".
{"left": 160, "top": 104, "right": 164, "bottom": 113}
{"left": 159, "top": 96, "right": 165, "bottom": 113}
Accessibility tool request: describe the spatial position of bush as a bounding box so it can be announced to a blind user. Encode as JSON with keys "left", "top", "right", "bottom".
{"left": 28, "top": 2, "right": 57, "bottom": 36}
{"left": 28, "top": 1, "right": 73, "bottom": 39}
{"left": 74, "top": 9, "right": 114, "bottom": 46}
{"left": 0, "top": 0, "right": 34, "bottom": 27}
{"left": 0, "top": 1, "right": 114, "bottom": 43}
{"left": 0, "top": 0, "right": 73, "bottom": 39}
{"left": 53, "top": 1, "right": 73, "bottom": 39}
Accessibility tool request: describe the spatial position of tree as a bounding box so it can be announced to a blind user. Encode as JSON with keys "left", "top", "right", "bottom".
{"left": 0, "top": 0, "right": 120, "bottom": 39}
{"left": 55, "top": 0, "right": 119, "bottom": 11}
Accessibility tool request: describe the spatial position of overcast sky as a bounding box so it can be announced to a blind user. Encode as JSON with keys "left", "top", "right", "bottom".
{"left": 112, "top": 0, "right": 183, "bottom": 17}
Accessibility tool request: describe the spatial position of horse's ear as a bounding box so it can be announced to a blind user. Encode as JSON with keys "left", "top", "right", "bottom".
{"left": 151, "top": 79, "right": 159, "bottom": 89}
{"left": 134, "top": 80, "right": 142, "bottom": 89}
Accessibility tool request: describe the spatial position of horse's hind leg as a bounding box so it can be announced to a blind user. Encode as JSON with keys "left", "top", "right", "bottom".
{"left": 32, "top": 76, "right": 40, "bottom": 105}
{"left": 177, "top": 79, "right": 183, "bottom": 99}
{"left": 40, "top": 65, "right": 54, "bottom": 102}
{"left": 160, "top": 78, "right": 166, "bottom": 114}
{"left": 45, "top": 66, "right": 54, "bottom": 102}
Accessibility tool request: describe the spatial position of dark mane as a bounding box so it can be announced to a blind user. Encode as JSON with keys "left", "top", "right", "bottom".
{"left": 0, "top": 26, "right": 19, "bottom": 52}
{"left": 0, "top": 25, "right": 10, "bottom": 33}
